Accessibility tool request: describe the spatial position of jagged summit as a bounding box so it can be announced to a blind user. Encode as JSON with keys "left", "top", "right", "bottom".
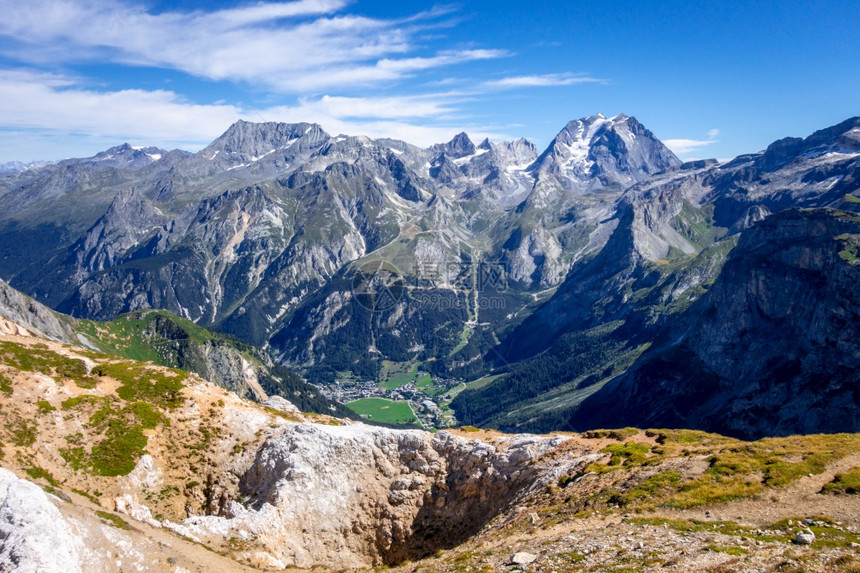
{"left": 429, "top": 131, "right": 476, "bottom": 159}
{"left": 753, "top": 116, "right": 860, "bottom": 172}
{"left": 0, "top": 159, "right": 55, "bottom": 174}
{"left": 201, "top": 120, "right": 330, "bottom": 160}
{"left": 67, "top": 142, "right": 170, "bottom": 169}
{"left": 529, "top": 113, "right": 680, "bottom": 192}
{"left": 3, "top": 114, "right": 858, "bottom": 443}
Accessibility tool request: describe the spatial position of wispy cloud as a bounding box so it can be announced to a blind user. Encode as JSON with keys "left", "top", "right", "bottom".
{"left": 484, "top": 73, "right": 604, "bottom": 89}
{"left": 0, "top": 69, "right": 242, "bottom": 145}
{"left": 0, "top": 1, "right": 603, "bottom": 160}
{"left": 0, "top": 0, "right": 506, "bottom": 92}
{"left": 0, "top": 69, "right": 506, "bottom": 155}
{"left": 293, "top": 94, "right": 461, "bottom": 119}
{"left": 665, "top": 129, "right": 721, "bottom": 156}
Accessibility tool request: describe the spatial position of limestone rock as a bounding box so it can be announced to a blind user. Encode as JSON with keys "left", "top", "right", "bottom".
{"left": 114, "top": 494, "right": 161, "bottom": 528}
{"left": 263, "top": 395, "right": 301, "bottom": 414}
{"left": 795, "top": 529, "right": 816, "bottom": 545}
{"left": 511, "top": 551, "right": 538, "bottom": 564}
{"left": 0, "top": 468, "right": 83, "bottom": 573}
{"left": 174, "top": 423, "right": 567, "bottom": 569}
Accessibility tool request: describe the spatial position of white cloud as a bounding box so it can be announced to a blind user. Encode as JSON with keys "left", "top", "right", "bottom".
{"left": 297, "top": 94, "right": 460, "bottom": 119}
{"left": 0, "top": 69, "right": 242, "bottom": 147}
{"left": 665, "top": 129, "right": 721, "bottom": 156}
{"left": 484, "top": 73, "right": 604, "bottom": 89}
{"left": 0, "top": 69, "right": 508, "bottom": 158}
{"left": 0, "top": 1, "right": 604, "bottom": 159}
{"left": 0, "top": 0, "right": 507, "bottom": 92}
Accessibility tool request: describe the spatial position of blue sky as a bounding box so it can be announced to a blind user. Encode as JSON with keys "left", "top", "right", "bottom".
{"left": 0, "top": 0, "right": 857, "bottom": 162}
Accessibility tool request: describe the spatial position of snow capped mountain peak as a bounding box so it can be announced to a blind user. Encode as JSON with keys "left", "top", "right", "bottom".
{"left": 68, "top": 143, "right": 171, "bottom": 169}
{"left": 755, "top": 116, "right": 860, "bottom": 171}
{"left": 530, "top": 113, "right": 680, "bottom": 192}
{"left": 0, "top": 159, "right": 56, "bottom": 174}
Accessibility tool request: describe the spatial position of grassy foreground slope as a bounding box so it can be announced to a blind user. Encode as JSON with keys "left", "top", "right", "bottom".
{"left": 390, "top": 427, "right": 860, "bottom": 572}
{"left": 1, "top": 321, "right": 859, "bottom": 572}
{"left": 0, "top": 277, "right": 354, "bottom": 417}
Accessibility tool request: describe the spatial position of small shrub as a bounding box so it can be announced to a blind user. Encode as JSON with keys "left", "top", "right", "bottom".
{"left": 60, "top": 446, "right": 88, "bottom": 471}
{"left": 820, "top": 467, "right": 860, "bottom": 495}
{"left": 620, "top": 471, "right": 683, "bottom": 507}
{"left": 61, "top": 395, "right": 109, "bottom": 410}
{"left": 36, "top": 400, "right": 56, "bottom": 413}
{"left": 102, "top": 362, "right": 186, "bottom": 409}
{"left": 6, "top": 417, "right": 37, "bottom": 446}
{"left": 90, "top": 421, "right": 147, "bottom": 477}
{"left": 25, "top": 466, "right": 59, "bottom": 487}
{"left": 126, "top": 401, "right": 166, "bottom": 429}
{"left": 602, "top": 441, "right": 651, "bottom": 466}
{"left": 95, "top": 510, "right": 131, "bottom": 530}
{"left": 584, "top": 428, "right": 639, "bottom": 440}
{"left": 0, "top": 372, "right": 12, "bottom": 395}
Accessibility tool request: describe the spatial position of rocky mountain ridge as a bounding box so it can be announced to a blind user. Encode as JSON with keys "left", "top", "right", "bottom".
{"left": 0, "top": 115, "right": 858, "bottom": 439}
{"left": 453, "top": 117, "right": 860, "bottom": 434}
{"left": 570, "top": 208, "right": 860, "bottom": 438}
{"left": 0, "top": 113, "right": 681, "bottom": 383}
{"left": 0, "top": 277, "right": 346, "bottom": 415}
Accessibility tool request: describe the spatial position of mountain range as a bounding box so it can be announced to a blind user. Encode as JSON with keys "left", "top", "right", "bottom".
{"left": 0, "top": 113, "right": 858, "bottom": 438}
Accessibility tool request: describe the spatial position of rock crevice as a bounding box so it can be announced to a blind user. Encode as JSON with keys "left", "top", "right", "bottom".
{"left": 177, "top": 423, "right": 567, "bottom": 569}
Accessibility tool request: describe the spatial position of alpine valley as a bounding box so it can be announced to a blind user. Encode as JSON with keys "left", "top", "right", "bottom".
{"left": 0, "top": 114, "right": 859, "bottom": 572}
{"left": 0, "top": 113, "right": 858, "bottom": 437}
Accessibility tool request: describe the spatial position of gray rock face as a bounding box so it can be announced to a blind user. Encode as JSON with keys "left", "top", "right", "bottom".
{"left": 0, "top": 113, "right": 680, "bottom": 377}
{"left": 0, "top": 278, "right": 80, "bottom": 344}
{"left": 456, "top": 118, "right": 860, "bottom": 432}
{"left": 499, "top": 117, "right": 860, "bottom": 363}
{"left": 571, "top": 208, "right": 860, "bottom": 439}
{"left": 75, "top": 187, "right": 167, "bottom": 280}
{"left": 3, "top": 115, "right": 859, "bottom": 427}
{"left": 497, "top": 113, "right": 681, "bottom": 288}
{"left": 0, "top": 160, "right": 55, "bottom": 174}
{"left": 529, "top": 113, "right": 681, "bottom": 194}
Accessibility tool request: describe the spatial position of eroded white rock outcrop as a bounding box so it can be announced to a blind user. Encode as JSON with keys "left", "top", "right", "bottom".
{"left": 0, "top": 468, "right": 83, "bottom": 573}
{"left": 173, "top": 423, "right": 567, "bottom": 569}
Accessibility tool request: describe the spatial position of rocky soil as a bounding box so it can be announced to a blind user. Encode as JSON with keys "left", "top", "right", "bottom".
{"left": 389, "top": 432, "right": 860, "bottom": 573}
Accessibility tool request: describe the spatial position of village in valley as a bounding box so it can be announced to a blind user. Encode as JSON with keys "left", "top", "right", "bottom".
{"left": 319, "top": 361, "right": 470, "bottom": 429}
